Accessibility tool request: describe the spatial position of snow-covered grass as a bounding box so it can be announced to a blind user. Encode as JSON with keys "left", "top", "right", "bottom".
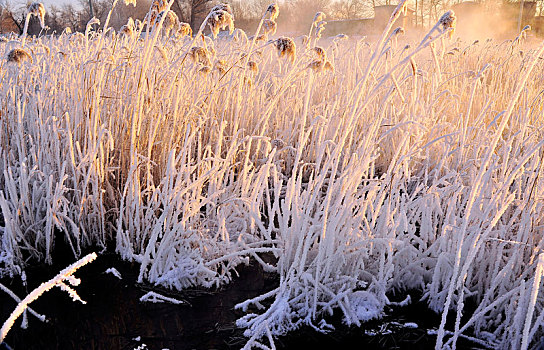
{"left": 1, "top": 1, "right": 544, "bottom": 349}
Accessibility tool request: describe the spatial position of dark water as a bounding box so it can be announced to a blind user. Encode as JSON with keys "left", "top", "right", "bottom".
{"left": 0, "top": 252, "right": 277, "bottom": 349}
{"left": 0, "top": 252, "right": 482, "bottom": 350}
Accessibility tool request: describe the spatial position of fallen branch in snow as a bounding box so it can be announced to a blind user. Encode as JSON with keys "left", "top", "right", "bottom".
{"left": 139, "top": 291, "right": 185, "bottom": 305}
{"left": 0, "top": 252, "right": 97, "bottom": 343}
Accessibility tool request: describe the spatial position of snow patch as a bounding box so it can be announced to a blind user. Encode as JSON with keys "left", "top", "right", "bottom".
{"left": 105, "top": 267, "right": 122, "bottom": 280}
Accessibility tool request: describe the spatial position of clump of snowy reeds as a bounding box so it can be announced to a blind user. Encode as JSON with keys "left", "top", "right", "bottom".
{"left": 2, "top": 0, "right": 544, "bottom": 349}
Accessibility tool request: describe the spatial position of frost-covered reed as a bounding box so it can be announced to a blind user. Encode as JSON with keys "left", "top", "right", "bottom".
{"left": 0, "top": 1, "right": 544, "bottom": 349}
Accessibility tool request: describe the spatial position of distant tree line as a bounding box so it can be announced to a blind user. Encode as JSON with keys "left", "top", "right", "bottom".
{"left": 0, "top": 0, "right": 541, "bottom": 35}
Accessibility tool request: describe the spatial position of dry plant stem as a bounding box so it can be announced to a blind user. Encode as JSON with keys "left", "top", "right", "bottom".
{"left": 343, "top": 0, "right": 408, "bottom": 129}
{"left": 21, "top": 13, "right": 32, "bottom": 48}
{"left": 234, "top": 10, "right": 269, "bottom": 128}
{"left": 520, "top": 253, "right": 544, "bottom": 350}
{"left": 0, "top": 253, "right": 97, "bottom": 343}
{"left": 95, "top": 0, "right": 120, "bottom": 56}
{"left": 430, "top": 43, "right": 442, "bottom": 83}
{"left": 458, "top": 64, "right": 490, "bottom": 167}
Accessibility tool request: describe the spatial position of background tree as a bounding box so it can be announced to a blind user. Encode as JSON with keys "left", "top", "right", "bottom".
{"left": 171, "top": 0, "right": 214, "bottom": 29}
{"left": 0, "top": 0, "right": 24, "bottom": 34}
{"left": 330, "top": 0, "right": 373, "bottom": 19}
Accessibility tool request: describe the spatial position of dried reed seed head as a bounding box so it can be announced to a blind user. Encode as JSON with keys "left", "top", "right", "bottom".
{"left": 439, "top": 10, "right": 456, "bottom": 38}
{"left": 87, "top": 16, "right": 100, "bottom": 29}
{"left": 250, "top": 34, "right": 267, "bottom": 42}
{"left": 190, "top": 46, "right": 211, "bottom": 66}
{"left": 333, "top": 33, "right": 348, "bottom": 42}
{"left": 247, "top": 60, "right": 258, "bottom": 73}
{"left": 214, "top": 59, "right": 227, "bottom": 74}
{"left": 135, "top": 19, "right": 142, "bottom": 31}
{"left": 314, "top": 22, "right": 326, "bottom": 40}
{"left": 145, "top": 11, "right": 157, "bottom": 26}
{"left": 262, "top": 19, "right": 277, "bottom": 36}
{"left": 190, "top": 46, "right": 208, "bottom": 57}
{"left": 199, "top": 66, "right": 212, "bottom": 75}
{"left": 71, "top": 32, "right": 85, "bottom": 44}
{"left": 154, "top": 45, "right": 168, "bottom": 61}
{"left": 307, "top": 60, "right": 323, "bottom": 72}
{"left": 313, "top": 46, "right": 326, "bottom": 61}
{"left": 215, "top": 59, "right": 227, "bottom": 68}
{"left": 40, "top": 44, "right": 50, "bottom": 56}
{"left": 244, "top": 76, "right": 253, "bottom": 87}
{"left": 275, "top": 37, "right": 296, "bottom": 62}
{"left": 313, "top": 12, "right": 325, "bottom": 25}
{"left": 177, "top": 22, "right": 192, "bottom": 38}
{"left": 150, "top": 0, "right": 168, "bottom": 13}
{"left": 267, "top": 4, "right": 280, "bottom": 21}
{"left": 206, "top": 44, "right": 216, "bottom": 58}
{"left": 211, "top": 3, "right": 233, "bottom": 15}
{"left": 158, "top": 10, "right": 179, "bottom": 33}
{"left": 207, "top": 10, "right": 234, "bottom": 38}
{"left": 124, "top": 0, "right": 137, "bottom": 6}
{"left": 7, "top": 48, "right": 32, "bottom": 64}
{"left": 126, "top": 17, "right": 135, "bottom": 30}
{"left": 392, "top": 27, "right": 405, "bottom": 36}
{"left": 307, "top": 59, "right": 333, "bottom": 73}
{"left": 271, "top": 139, "right": 284, "bottom": 149}
{"left": 28, "top": 2, "right": 46, "bottom": 29}
{"left": 120, "top": 18, "right": 135, "bottom": 37}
